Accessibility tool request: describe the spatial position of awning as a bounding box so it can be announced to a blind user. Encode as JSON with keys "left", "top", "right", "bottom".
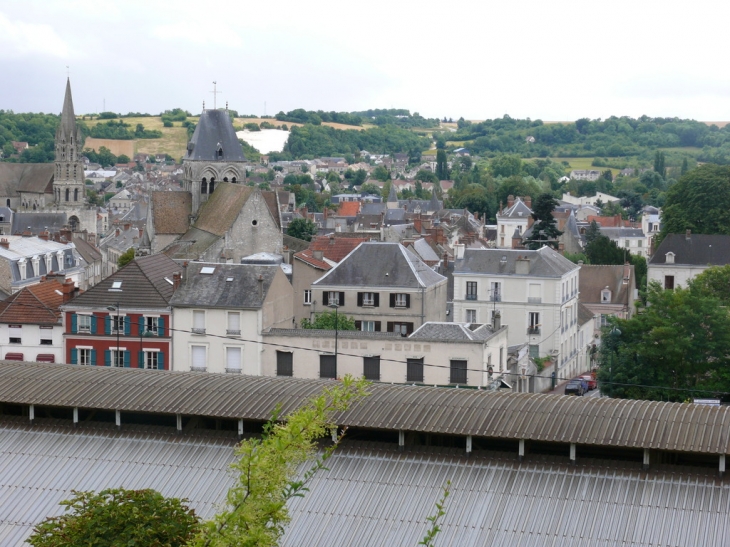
{"left": 36, "top": 354, "right": 55, "bottom": 363}
{"left": 5, "top": 353, "right": 24, "bottom": 361}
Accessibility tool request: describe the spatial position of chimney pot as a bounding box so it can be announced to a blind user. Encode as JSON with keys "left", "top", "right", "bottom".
{"left": 172, "top": 272, "right": 182, "bottom": 291}
{"left": 686, "top": 229, "right": 691, "bottom": 240}
{"left": 0, "top": 238, "right": 8, "bottom": 249}
{"left": 493, "top": 311, "right": 501, "bottom": 331}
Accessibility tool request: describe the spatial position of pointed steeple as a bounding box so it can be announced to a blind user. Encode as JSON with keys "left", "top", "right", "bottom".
{"left": 429, "top": 189, "right": 442, "bottom": 212}
{"left": 59, "top": 78, "right": 76, "bottom": 135}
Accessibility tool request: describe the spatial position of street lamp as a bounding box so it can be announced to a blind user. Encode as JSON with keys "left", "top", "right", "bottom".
{"left": 106, "top": 303, "right": 120, "bottom": 366}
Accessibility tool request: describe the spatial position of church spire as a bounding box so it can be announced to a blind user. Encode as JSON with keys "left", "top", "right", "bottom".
{"left": 59, "top": 78, "right": 76, "bottom": 134}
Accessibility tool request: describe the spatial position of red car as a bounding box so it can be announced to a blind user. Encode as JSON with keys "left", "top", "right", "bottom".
{"left": 580, "top": 374, "right": 597, "bottom": 390}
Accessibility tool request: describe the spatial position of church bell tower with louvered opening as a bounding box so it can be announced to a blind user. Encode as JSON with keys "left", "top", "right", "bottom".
{"left": 54, "top": 78, "right": 86, "bottom": 208}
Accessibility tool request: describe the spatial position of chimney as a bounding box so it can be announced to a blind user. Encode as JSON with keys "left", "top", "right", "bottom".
{"left": 0, "top": 238, "right": 8, "bottom": 249}
{"left": 524, "top": 196, "right": 532, "bottom": 209}
{"left": 454, "top": 243, "right": 465, "bottom": 260}
{"left": 39, "top": 231, "right": 49, "bottom": 241}
{"left": 139, "top": 228, "right": 144, "bottom": 238}
{"left": 558, "top": 242, "right": 565, "bottom": 252}
{"left": 313, "top": 250, "right": 324, "bottom": 260}
{"left": 61, "top": 278, "right": 75, "bottom": 303}
{"left": 507, "top": 195, "right": 515, "bottom": 209}
{"left": 123, "top": 223, "right": 131, "bottom": 231}
{"left": 329, "top": 234, "right": 335, "bottom": 245}
{"left": 515, "top": 256, "right": 530, "bottom": 275}
{"left": 115, "top": 228, "right": 120, "bottom": 237}
{"left": 493, "top": 311, "right": 501, "bottom": 331}
{"left": 258, "top": 274, "right": 264, "bottom": 300}
{"left": 172, "top": 272, "right": 182, "bottom": 291}
{"left": 686, "top": 229, "right": 691, "bottom": 241}
{"left": 442, "top": 251, "right": 449, "bottom": 269}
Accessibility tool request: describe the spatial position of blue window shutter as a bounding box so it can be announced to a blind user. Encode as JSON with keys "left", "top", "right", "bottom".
{"left": 90, "top": 316, "right": 97, "bottom": 335}
{"left": 138, "top": 317, "right": 144, "bottom": 336}
{"left": 159, "top": 351, "right": 165, "bottom": 370}
{"left": 71, "top": 314, "right": 78, "bottom": 334}
{"left": 138, "top": 351, "right": 145, "bottom": 368}
{"left": 70, "top": 348, "right": 78, "bottom": 364}
{"left": 105, "top": 315, "right": 111, "bottom": 335}
{"left": 104, "top": 350, "right": 111, "bottom": 366}
{"left": 158, "top": 317, "right": 165, "bottom": 337}
{"left": 90, "top": 350, "right": 97, "bottom": 366}
{"left": 123, "top": 351, "right": 131, "bottom": 367}
{"left": 124, "top": 317, "right": 131, "bottom": 336}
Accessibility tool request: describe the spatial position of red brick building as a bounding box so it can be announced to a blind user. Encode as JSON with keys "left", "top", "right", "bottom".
{"left": 61, "top": 254, "right": 180, "bottom": 369}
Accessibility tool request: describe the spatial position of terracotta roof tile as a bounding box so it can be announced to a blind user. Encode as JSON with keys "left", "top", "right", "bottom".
{"left": 337, "top": 202, "right": 360, "bottom": 217}
{"left": 150, "top": 192, "right": 192, "bottom": 235}
{"left": 294, "top": 249, "right": 331, "bottom": 271}
{"left": 0, "top": 279, "right": 65, "bottom": 325}
{"left": 309, "top": 235, "right": 368, "bottom": 263}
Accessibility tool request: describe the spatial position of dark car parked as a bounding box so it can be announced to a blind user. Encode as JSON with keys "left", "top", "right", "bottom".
{"left": 564, "top": 381, "right": 585, "bottom": 396}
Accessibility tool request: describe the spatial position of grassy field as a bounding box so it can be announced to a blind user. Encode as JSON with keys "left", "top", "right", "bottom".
{"left": 83, "top": 138, "right": 134, "bottom": 158}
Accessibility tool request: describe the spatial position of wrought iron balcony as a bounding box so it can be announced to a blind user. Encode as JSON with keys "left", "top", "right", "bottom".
{"left": 527, "top": 327, "right": 540, "bottom": 335}
{"left": 191, "top": 327, "right": 206, "bottom": 334}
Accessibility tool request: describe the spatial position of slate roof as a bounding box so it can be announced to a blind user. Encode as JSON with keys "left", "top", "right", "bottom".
{"left": 150, "top": 191, "right": 191, "bottom": 234}
{"left": 11, "top": 213, "right": 67, "bottom": 235}
{"left": 650, "top": 233, "right": 730, "bottom": 265}
{"left": 184, "top": 109, "right": 246, "bottom": 162}
{"left": 0, "top": 279, "right": 64, "bottom": 325}
{"left": 169, "top": 262, "right": 279, "bottom": 309}
{"left": 282, "top": 234, "right": 310, "bottom": 253}
{"left": 497, "top": 197, "right": 532, "bottom": 219}
{"left": 194, "top": 183, "right": 254, "bottom": 236}
{"left": 411, "top": 238, "right": 440, "bottom": 263}
{"left": 384, "top": 208, "right": 406, "bottom": 223}
{"left": 261, "top": 190, "right": 280, "bottom": 229}
{"left": 578, "top": 264, "right": 633, "bottom": 305}
{"left": 455, "top": 247, "right": 579, "bottom": 278}
{"left": 409, "top": 322, "right": 498, "bottom": 342}
{"left": 72, "top": 236, "right": 101, "bottom": 264}
{"left": 65, "top": 253, "right": 179, "bottom": 310}
{"left": 578, "top": 302, "right": 595, "bottom": 326}
{"left": 163, "top": 227, "right": 220, "bottom": 260}
{"left": 360, "top": 202, "right": 385, "bottom": 215}
{"left": 0, "top": 164, "right": 54, "bottom": 195}
{"left": 397, "top": 199, "right": 439, "bottom": 213}
{"left": 313, "top": 242, "right": 446, "bottom": 289}
{"left": 600, "top": 227, "right": 645, "bottom": 238}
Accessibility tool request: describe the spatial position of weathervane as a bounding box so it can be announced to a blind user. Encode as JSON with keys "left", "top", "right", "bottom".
{"left": 210, "top": 81, "right": 222, "bottom": 110}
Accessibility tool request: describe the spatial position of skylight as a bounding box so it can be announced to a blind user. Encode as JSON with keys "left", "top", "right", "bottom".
{"left": 226, "top": 277, "right": 233, "bottom": 282}
{"left": 109, "top": 280, "right": 123, "bottom": 291}
{"left": 200, "top": 266, "right": 216, "bottom": 275}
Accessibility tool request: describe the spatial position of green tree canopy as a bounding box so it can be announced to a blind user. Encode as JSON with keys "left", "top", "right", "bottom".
{"left": 598, "top": 282, "right": 730, "bottom": 401}
{"left": 286, "top": 218, "right": 318, "bottom": 242}
{"left": 660, "top": 164, "right": 730, "bottom": 241}
{"left": 689, "top": 264, "right": 730, "bottom": 306}
{"left": 27, "top": 488, "right": 200, "bottom": 547}
{"left": 117, "top": 248, "right": 135, "bottom": 268}
{"left": 585, "top": 235, "right": 625, "bottom": 264}
{"left": 524, "top": 193, "right": 562, "bottom": 250}
{"left": 300, "top": 310, "right": 356, "bottom": 330}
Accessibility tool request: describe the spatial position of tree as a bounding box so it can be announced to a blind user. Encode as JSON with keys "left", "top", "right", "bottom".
{"left": 681, "top": 157, "right": 689, "bottom": 176}
{"left": 598, "top": 282, "right": 730, "bottom": 401}
{"left": 191, "top": 377, "right": 368, "bottom": 547}
{"left": 372, "top": 165, "right": 390, "bottom": 182}
{"left": 286, "top": 218, "right": 318, "bottom": 242}
{"left": 660, "top": 164, "right": 730, "bottom": 242}
{"left": 490, "top": 155, "right": 523, "bottom": 178}
{"left": 300, "top": 310, "right": 356, "bottom": 330}
{"left": 117, "top": 154, "right": 130, "bottom": 164}
{"left": 585, "top": 235, "right": 625, "bottom": 265}
{"left": 415, "top": 169, "right": 438, "bottom": 183}
{"left": 689, "top": 264, "right": 730, "bottom": 306}
{"left": 653, "top": 151, "right": 666, "bottom": 179}
{"left": 524, "top": 193, "right": 562, "bottom": 250}
{"left": 435, "top": 149, "right": 449, "bottom": 180}
{"left": 27, "top": 488, "right": 200, "bottom": 547}
{"left": 117, "top": 248, "right": 135, "bottom": 268}
{"left": 584, "top": 220, "right": 601, "bottom": 245}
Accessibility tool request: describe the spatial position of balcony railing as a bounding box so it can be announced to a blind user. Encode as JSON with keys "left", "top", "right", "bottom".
{"left": 527, "top": 297, "right": 541, "bottom": 304}
{"left": 190, "top": 366, "right": 207, "bottom": 372}
{"left": 226, "top": 329, "right": 241, "bottom": 336}
{"left": 192, "top": 327, "right": 206, "bottom": 334}
{"left": 527, "top": 327, "right": 540, "bottom": 335}
{"left": 225, "top": 368, "right": 241, "bottom": 374}
{"left": 466, "top": 294, "right": 477, "bottom": 301}
{"left": 490, "top": 295, "right": 502, "bottom": 302}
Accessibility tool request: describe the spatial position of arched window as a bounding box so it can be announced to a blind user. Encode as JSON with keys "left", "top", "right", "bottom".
{"left": 217, "top": 147, "right": 223, "bottom": 158}
{"left": 65, "top": 188, "right": 70, "bottom": 202}
{"left": 74, "top": 188, "right": 79, "bottom": 202}
{"left": 209, "top": 178, "right": 215, "bottom": 194}
{"left": 223, "top": 177, "right": 228, "bottom": 182}
{"left": 201, "top": 178, "right": 208, "bottom": 194}
{"left": 6, "top": 199, "right": 10, "bottom": 207}
{"left": 232, "top": 177, "right": 237, "bottom": 183}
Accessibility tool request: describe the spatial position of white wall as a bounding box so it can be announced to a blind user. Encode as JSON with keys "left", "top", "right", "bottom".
{"left": 0, "top": 324, "right": 64, "bottom": 362}
{"left": 647, "top": 263, "right": 709, "bottom": 289}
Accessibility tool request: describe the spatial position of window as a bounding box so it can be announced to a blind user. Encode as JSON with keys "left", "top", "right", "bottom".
{"left": 490, "top": 282, "right": 501, "bottom": 302}
{"left": 528, "top": 312, "right": 540, "bottom": 335}
{"left": 227, "top": 312, "right": 241, "bottom": 335}
{"left": 78, "top": 315, "right": 91, "bottom": 333}
{"left": 450, "top": 359, "right": 467, "bottom": 384}
{"left": 324, "top": 291, "right": 345, "bottom": 307}
{"left": 191, "top": 345, "right": 206, "bottom": 371}
{"left": 320, "top": 354, "right": 337, "bottom": 379}
{"left": 406, "top": 358, "right": 424, "bottom": 383}
{"left": 40, "top": 338, "right": 53, "bottom": 345}
{"left": 664, "top": 275, "right": 675, "bottom": 290}
{"left": 601, "top": 289, "right": 611, "bottom": 303}
{"left": 387, "top": 322, "right": 413, "bottom": 335}
{"left": 192, "top": 311, "right": 206, "bottom": 334}
{"left": 466, "top": 282, "right": 478, "bottom": 300}
{"left": 529, "top": 344, "right": 539, "bottom": 358}
{"left": 600, "top": 314, "right": 611, "bottom": 327}
{"left": 112, "top": 315, "right": 124, "bottom": 334}
{"left": 226, "top": 347, "right": 242, "bottom": 373}
{"left": 358, "top": 292, "right": 378, "bottom": 307}
{"left": 361, "top": 321, "right": 375, "bottom": 332}
{"left": 9, "top": 325, "right": 21, "bottom": 344}
{"left": 276, "top": 351, "right": 293, "bottom": 376}
{"left": 145, "top": 351, "right": 161, "bottom": 370}
{"left": 391, "top": 293, "right": 409, "bottom": 308}
{"left": 638, "top": 240, "right": 643, "bottom": 248}
{"left": 624, "top": 240, "right": 630, "bottom": 248}
{"left": 528, "top": 283, "right": 541, "bottom": 303}
{"left": 144, "top": 316, "right": 159, "bottom": 335}
{"left": 363, "top": 356, "right": 380, "bottom": 381}
{"left": 79, "top": 348, "right": 92, "bottom": 366}
{"left": 466, "top": 309, "right": 477, "bottom": 323}
{"left": 303, "top": 290, "right": 312, "bottom": 305}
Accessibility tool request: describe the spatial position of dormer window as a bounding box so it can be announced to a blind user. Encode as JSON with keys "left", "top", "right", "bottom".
{"left": 665, "top": 252, "right": 675, "bottom": 264}
{"left": 217, "top": 146, "right": 223, "bottom": 158}
{"left": 601, "top": 287, "right": 611, "bottom": 303}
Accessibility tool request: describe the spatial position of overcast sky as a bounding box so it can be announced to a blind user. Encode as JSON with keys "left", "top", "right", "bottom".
{"left": 2, "top": 0, "right": 729, "bottom": 122}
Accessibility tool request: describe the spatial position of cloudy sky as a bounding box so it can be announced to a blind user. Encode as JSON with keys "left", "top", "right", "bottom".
{"left": 2, "top": 0, "right": 729, "bottom": 122}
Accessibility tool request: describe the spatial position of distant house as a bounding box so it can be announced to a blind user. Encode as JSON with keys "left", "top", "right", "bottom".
{"left": 569, "top": 170, "right": 601, "bottom": 181}
{"left": 599, "top": 227, "right": 649, "bottom": 258}
{"left": 0, "top": 236, "right": 83, "bottom": 295}
{"left": 578, "top": 264, "right": 636, "bottom": 340}
{"left": 496, "top": 196, "right": 532, "bottom": 249}
{"left": 648, "top": 232, "right": 730, "bottom": 289}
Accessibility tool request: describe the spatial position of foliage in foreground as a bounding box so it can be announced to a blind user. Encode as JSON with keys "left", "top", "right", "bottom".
{"left": 300, "top": 310, "right": 356, "bottom": 330}
{"left": 191, "top": 376, "right": 369, "bottom": 547}
{"left": 598, "top": 279, "right": 730, "bottom": 401}
{"left": 27, "top": 488, "right": 200, "bottom": 547}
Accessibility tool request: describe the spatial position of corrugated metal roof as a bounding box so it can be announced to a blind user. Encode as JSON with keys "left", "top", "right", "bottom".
{"left": 284, "top": 444, "right": 730, "bottom": 547}
{"left": 0, "top": 419, "right": 237, "bottom": 546}
{"left": 1, "top": 362, "right": 730, "bottom": 455}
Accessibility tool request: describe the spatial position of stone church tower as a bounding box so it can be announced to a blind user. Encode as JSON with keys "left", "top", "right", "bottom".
{"left": 54, "top": 79, "right": 86, "bottom": 208}
{"left": 182, "top": 108, "right": 247, "bottom": 214}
